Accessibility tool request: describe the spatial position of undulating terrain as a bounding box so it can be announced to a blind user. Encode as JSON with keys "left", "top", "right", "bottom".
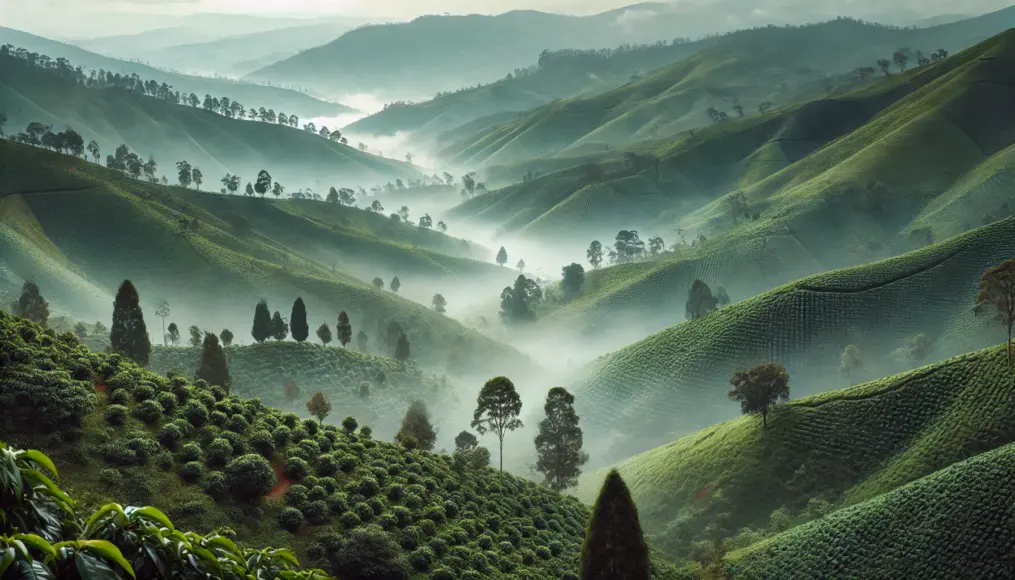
{"left": 3, "top": 3, "right": 1015, "bottom": 579}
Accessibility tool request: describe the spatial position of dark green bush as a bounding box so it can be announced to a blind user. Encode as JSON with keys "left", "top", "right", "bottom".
{"left": 279, "top": 506, "right": 304, "bottom": 532}
{"left": 326, "top": 524, "right": 410, "bottom": 580}
{"left": 358, "top": 477, "right": 380, "bottom": 498}
{"left": 203, "top": 470, "right": 227, "bottom": 500}
{"left": 354, "top": 502, "right": 374, "bottom": 522}
{"left": 391, "top": 506, "right": 412, "bottom": 528}
{"left": 271, "top": 424, "right": 292, "bottom": 447}
{"left": 478, "top": 535, "right": 493, "bottom": 549}
{"left": 316, "top": 454, "right": 339, "bottom": 477}
{"left": 304, "top": 500, "right": 329, "bottom": 525}
{"left": 206, "top": 438, "right": 233, "bottom": 466}
{"left": 154, "top": 451, "right": 174, "bottom": 471}
{"left": 285, "top": 485, "right": 310, "bottom": 510}
{"left": 133, "top": 383, "right": 156, "bottom": 402}
{"left": 158, "top": 424, "right": 184, "bottom": 450}
{"left": 327, "top": 493, "right": 349, "bottom": 515}
{"left": 400, "top": 526, "right": 421, "bottom": 550}
{"left": 179, "top": 442, "right": 203, "bottom": 463}
{"left": 519, "top": 549, "right": 535, "bottom": 565}
{"left": 133, "top": 400, "right": 164, "bottom": 424}
{"left": 108, "top": 389, "right": 130, "bottom": 405}
{"left": 179, "top": 461, "right": 204, "bottom": 483}
{"left": 224, "top": 454, "right": 275, "bottom": 503}
{"left": 404, "top": 493, "right": 423, "bottom": 510}
{"left": 419, "top": 519, "right": 437, "bottom": 538}
{"left": 103, "top": 404, "right": 128, "bottom": 426}
{"left": 309, "top": 485, "right": 328, "bottom": 502}
{"left": 249, "top": 430, "right": 275, "bottom": 458}
{"left": 409, "top": 546, "right": 435, "bottom": 571}
{"left": 284, "top": 456, "right": 310, "bottom": 481}
{"left": 535, "top": 546, "right": 551, "bottom": 560}
{"left": 424, "top": 504, "right": 447, "bottom": 524}
{"left": 428, "top": 538, "right": 448, "bottom": 557}
{"left": 181, "top": 401, "right": 209, "bottom": 427}
{"left": 210, "top": 410, "right": 229, "bottom": 427}
{"left": 339, "top": 511, "right": 362, "bottom": 529}
{"left": 338, "top": 454, "right": 358, "bottom": 473}
{"left": 156, "top": 391, "right": 178, "bottom": 413}
{"left": 430, "top": 567, "right": 457, "bottom": 580}
{"left": 227, "top": 414, "right": 249, "bottom": 434}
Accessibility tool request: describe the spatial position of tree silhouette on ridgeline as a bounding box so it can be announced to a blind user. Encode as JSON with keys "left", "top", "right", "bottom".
{"left": 587, "top": 240, "right": 603, "bottom": 269}
{"left": 251, "top": 299, "right": 273, "bottom": 343}
{"left": 10, "top": 281, "right": 49, "bottom": 327}
{"left": 316, "top": 323, "right": 332, "bottom": 345}
{"left": 432, "top": 293, "right": 447, "bottom": 314}
{"left": 219, "top": 328, "right": 234, "bottom": 347}
{"left": 196, "top": 332, "right": 231, "bottom": 393}
{"left": 110, "top": 279, "right": 151, "bottom": 366}
{"left": 496, "top": 246, "right": 508, "bottom": 266}
{"left": 271, "top": 311, "right": 288, "bottom": 341}
{"left": 290, "top": 297, "right": 309, "bottom": 343}
{"left": 337, "top": 311, "right": 353, "bottom": 348}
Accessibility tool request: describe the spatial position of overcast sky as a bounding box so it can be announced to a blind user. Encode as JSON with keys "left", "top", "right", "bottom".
{"left": 1, "top": 0, "right": 1010, "bottom": 39}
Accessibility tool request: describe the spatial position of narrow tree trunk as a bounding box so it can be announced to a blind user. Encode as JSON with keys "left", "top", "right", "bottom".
{"left": 499, "top": 435, "right": 504, "bottom": 471}
{"left": 161, "top": 318, "right": 166, "bottom": 347}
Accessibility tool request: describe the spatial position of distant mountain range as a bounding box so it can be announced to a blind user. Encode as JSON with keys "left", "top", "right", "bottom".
{"left": 0, "top": 26, "right": 354, "bottom": 119}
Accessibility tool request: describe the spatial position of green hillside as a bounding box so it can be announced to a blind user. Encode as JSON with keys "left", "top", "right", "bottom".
{"left": 0, "top": 311, "right": 663, "bottom": 579}
{"left": 569, "top": 217, "right": 1015, "bottom": 463}
{"left": 0, "top": 26, "right": 353, "bottom": 119}
{"left": 728, "top": 441, "right": 1015, "bottom": 578}
{"left": 0, "top": 55, "right": 413, "bottom": 189}
{"left": 149, "top": 342, "right": 457, "bottom": 441}
{"left": 0, "top": 140, "right": 530, "bottom": 376}
{"left": 440, "top": 8, "right": 1015, "bottom": 168}
{"left": 579, "top": 343, "right": 1015, "bottom": 568}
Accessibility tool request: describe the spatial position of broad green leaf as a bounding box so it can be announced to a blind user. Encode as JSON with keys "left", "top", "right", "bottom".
{"left": 12, "top": 535, "right": 56, "bottom": 560}
{"left": 83, "top": 505, "right": 126, "bottom": 538}
{"left": 16, "top": 451, "right": 57, "bottom": 478}
{"left": 76, "top": 540, "right": 135, "bottom": 579}
{"left": 10, "top": 539, "right": 29, "bottom": 560}
{"left": 0, "top": 547, "right": 16, "bottom": 578}
{"left": 12, "top": 559, "right": 56, "bottom": 580}
{"left": 204, "top": 535, "right": 242, "bottom": 558}
{"left": 74, "top": 552, "right": 120, "bottom": 580}
{"left": 129, "top": 507, "right": 173, "bottom": 532}
{"left": 22, "top": 470, "right": 73, "bottom": 508}
{"left": 0, "top": 452, "right": 23, "bottom": 498}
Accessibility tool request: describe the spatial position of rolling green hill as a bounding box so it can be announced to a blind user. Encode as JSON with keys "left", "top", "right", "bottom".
{"left": 0, "top": 26, "right": 354, "bottom": 119}
{"left": 0, "top": 140, "right": 530, "bottom": 376}
{"left": 0, "top": 311, "right": 674, "bottom": 580}
{"left": 0, "top": 55, "right": 411, "bottom": 189}
{"left": 440, "top": 7, "right": 1015, "bottom": 168}
{"left": 580, "top": 343, "right": 1015, "bottom": 573}
{"left": 569, "top": 217, "right": 1015, "bottom": 464}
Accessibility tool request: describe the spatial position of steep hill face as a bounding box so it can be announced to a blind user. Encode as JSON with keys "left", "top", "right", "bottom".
{"left": 440, "top": 7, "right": 1015, "bottom": 168}
{"left": 0, "top": 55, "right": 412, "bottom": 190}
{"left": 569, "top": 217, "right": 1015, "bottom": 464}
{"left": 0, "top": 141, "right": 529, "bottom": 376}
{"left": 580, "top": 344, "right": 1015, "bottom": 565}
{"left": 0, "top": 26, "right": 353, "bottom": 119}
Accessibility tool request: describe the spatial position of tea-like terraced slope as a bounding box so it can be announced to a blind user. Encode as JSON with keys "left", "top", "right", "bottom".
{"left": 450, "top": 28, "right": 1015, "bottom": 254}
{"left": 728, "top": 441, "right": 1015, "bottom": 579}
{"left": 442, "top": 8, "right": 1015, "bottom": 168}
{"left": 0, "top": 141, "right": 530, "bottom": 374}
{"left": 0, "top": 312, "right": 681, "bottom": 579}
{"left": 0, "top": 53, "right": 408, "bottom": 189}
{"left": 581, "top": 344, "right": 1015, "bottom": 563}
{"left": 571, "top": 217, "right": 1015, "bottom": 464}
{"left": 150, "top": 343, "right": 456, "bottom": 441}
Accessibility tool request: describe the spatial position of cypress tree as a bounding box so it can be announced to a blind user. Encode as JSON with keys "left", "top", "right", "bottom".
{"left": 580, "top": 470, "right": 649, "bottom": 580}
{"left": 394, "top": 332, "right": 410, "bottom": 362}
{"left": 12, "top": 281, "right": 49, "bottom": 326}
{"left": 271, "top": 311, "right": 288, "bottom": 341}
{"left": 337, "top": 311, "right": 352, "bottom": 348}
{"left": 251, "top": 299, "right": 272, "bottom": 343}
{"left": 290, "top": 297, "right": 309, "bottom": 343}
{"left": 197, "top": 332, "right": 232, "bottom": 393}
{"left": 110, "top": 280, "right": 151, "bottom": 366}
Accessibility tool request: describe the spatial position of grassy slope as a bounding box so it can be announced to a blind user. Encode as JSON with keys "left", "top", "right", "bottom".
{"left": 0, "top": 26, "right": 353, "bottom": 118}
{"left": 441, "top": 10, "right": 1015, "bottom": 168}
{"left": 0, "top": 56, "right": 412, "bottom": 189}
{"left": 450, "top": 26, "right": 1015, "bottom": 249}
{"left": 583, "top": 344, "right": 1015, "bottom": 561}
{"left": 0, "top": 312, "right": 668, "bottom": 580}
{"left": 0, "top": 140, "right": 530, "bottom": 375}
{"left": 727, "top": 441, "right": 1015, "bottom": 579}
{"left": 570, "top": 217, "right": 1015, "bottom": 463}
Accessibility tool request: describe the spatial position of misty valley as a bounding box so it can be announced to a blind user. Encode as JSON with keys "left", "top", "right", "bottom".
{"left": 2, "top": 2, "right": 1015, "bottom": 579}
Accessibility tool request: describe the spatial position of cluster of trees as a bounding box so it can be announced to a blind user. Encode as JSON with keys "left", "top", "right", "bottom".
{"left": 499, "top": 275, "right": 543, "bottom": 322}
{"left": 8, "top": 121, "right": 85, "bottom": 156}
{"left": 584, "top": 231, "right": 667, "bottom": 270}
{"left": 685, "top": 279, "right": 731, "bottom": 320}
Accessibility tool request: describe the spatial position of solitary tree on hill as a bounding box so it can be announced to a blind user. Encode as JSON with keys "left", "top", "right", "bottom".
{"left": 432, "top": 293, "right": 447, "bottom": 314}
{"left": 437, "top": 221, "right": 447, "bottom": 233}
{"left": 397, "top": 206, "right": 410, "bottom": 222}
{"left": 535, "top": 387, "right": 589, "bottom": 492}
{"left": 728, "top": 363, "right": 790, "bottom": 430}
{"left": 390, "top": 276, "right": 401, "bottom": 293}
{"left": 197, "top": 332, "right": 232, "bottom": 393}
{"left": 252, "top": 299, "right": 272, "bottom": 343}
{"left": 167, "top": 322, "right": 180, "bottom": 346}
{"left": 192, "top": 167, "right": 203, "bottom": 190}
{"left": 394, "top": 332, "right": 410, "bottom": 363}
{"left": 188, "top": 325, "right": 202, "bottom": 347}
{"left": 87, "top": 140, "right": 100, "bottom": 163}
{"left": 254, "top": 170, "right": 272, "bottom": 196}
{"left": 306, "top": 391, "right": 331, "bottom": 423}
{"left": 562, "top": 263, "right": 586, "bottom": 295}
{"left": 372, "top": 277, "right": 384, "bottom": 290}
{"left": 471, "top": 376, "right": 523, "bottom": 471}
{"left": 686, "top": 280, "right": 720, "bottom": 320}
{"left": 356, "top": 329, "right": 368, "bottom": 351}
{"left": 11, "top": 281, "right": 49, "bottom": 326}
{"left": 455, "top": 430, "right": 478, "bottom": 452}
{"left": 877, "top": 58, "right": 892, "bottom": 76}
{"left": 892, "top": 49, "right": 910, "bottom": 72}
{"left": 580, "top": 469, "right": 649, "bottom": 580}
{"left": 977, "top": 259, "right": 1015, "bottom": 367}
{"left": 271, "top": 311, "right": 288, "bottom": 341}
{"left": 496, "top": 246, "right": 508, "bottom": 266}
{"left": 154, "top": 299, "right": 170, "bottom": 346}
{"left": 290, "top": 297, "right": 309, "bottom": 343}
{"left": 587, "top": 240, "right": 604, "bottom": 269}
{"left": 245, "top": 182, "right": 254, "bottom": 196}
{"left": 396, "top": 400, "right": 438, "bottom": 451}
{"left": 840, "top": 344, "right": 863, "bottom": 384}
{"left": 110, "top": 280, "right": 151, "bottom": 366}
{"left": 220, "top": 328, "right": 234, "bottom": 347}
{"left": 316, "top": 323, "right": 332, "bottom": 345}
{"left": 517, "top": 259, "right": 526, "bottom": 272}
{"left": 176, "top": 161, "right": 192, "bottom": 188}
{"left": 337, "top": 311, "right": 353, "bottom": 348}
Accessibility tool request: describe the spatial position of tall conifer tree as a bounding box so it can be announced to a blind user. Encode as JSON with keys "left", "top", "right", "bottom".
{"left": 337, "top": 311, "right": 353, "bottom": 348}
{"left": 110, "top": 280, "right": 151, "bottom": 366}
{"left": 251, "top": 299, "right": 272, "bottom": 343}
{"left": 290, "top": 297, "right": 309, "bottom": 342}
{"left": 197, "top": 332, "right": 232, "bottom": 393}
{"left": 580, "top": 470, "right": 649, "bottom": 580}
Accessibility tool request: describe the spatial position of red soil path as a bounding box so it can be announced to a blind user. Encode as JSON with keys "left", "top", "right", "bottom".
{"left": 266, "top": 458, "right": 294, "bottom": 500}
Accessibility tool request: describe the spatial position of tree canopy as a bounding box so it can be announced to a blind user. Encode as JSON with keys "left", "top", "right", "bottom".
{"left": 252, "top": 299, "right": 272, "bottom": 343}
{"left": 110, "top": 279, "right": 151, "bottom": 366}
{"left": 290, "top": 297, "right": 309, "bottom": 343}
{"left": 728, "top": 363, "right": 790, "bottom": 429}
{"left": 535, "top": 387, "right": 589, "bottom": 491}
{"left": 337, "top": 311, "right": 353, "bottom": 348}
{"left": 471, "top": 376, "right": 523, "bottom": 471}
{"left": 11, "top": 280, "right": 48, "bottom": 326}
{"left": 395, "top": 400, "right": 437, "bottom": 451}
{"left": 196, "top": 332, "right": 232, "bottom": 393}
